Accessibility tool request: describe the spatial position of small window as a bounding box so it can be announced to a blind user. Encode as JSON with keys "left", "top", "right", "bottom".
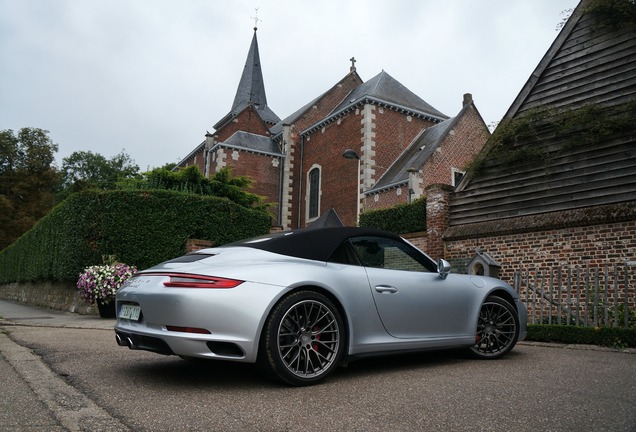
{"left": 349, "top": 236, "right": 435, "bottom": 272}
{"left": 452, "top": 168, "right": 465, "bottom": 187}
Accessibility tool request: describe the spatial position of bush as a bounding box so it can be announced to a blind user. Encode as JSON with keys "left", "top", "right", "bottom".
{"left": 0, "top": 189, "right": 271, "bottom": 282}
{"left": 359, "top": 198, "right": 426, "bottom": 234}
{"left": 527, "top": 324, "right": 636, "bottom": 349}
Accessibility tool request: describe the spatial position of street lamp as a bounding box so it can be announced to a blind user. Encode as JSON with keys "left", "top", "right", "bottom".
{"left": 342, "top": 149, "right": 361, "bottom": 225}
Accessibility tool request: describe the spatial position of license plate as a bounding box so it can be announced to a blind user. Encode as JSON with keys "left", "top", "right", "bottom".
{"left": 119, "top": 304, "right": 141, "bottom": 321}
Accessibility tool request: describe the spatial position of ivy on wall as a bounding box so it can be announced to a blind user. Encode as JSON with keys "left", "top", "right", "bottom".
{"left": 466, "top": 100, "right": 636, "bottom": 178}
{"left": 584, "top": 0, "right": 636, "bottom": 30}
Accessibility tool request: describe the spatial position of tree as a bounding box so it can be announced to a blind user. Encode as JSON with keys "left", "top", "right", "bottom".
{"left": 0, "top": 128, "right": 59, "bottom": 250}
{"left": 59, "top": 149, "right": 140, "bottom": 196}
{"left": 117, "top": 165, "right": 268, "bottom": 212}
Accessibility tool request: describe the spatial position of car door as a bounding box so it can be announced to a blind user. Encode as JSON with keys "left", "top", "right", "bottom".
{"left": 350, "top": 236, "right": 469, "bottom": 339}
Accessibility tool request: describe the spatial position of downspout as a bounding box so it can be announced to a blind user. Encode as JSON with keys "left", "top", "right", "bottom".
{"left": 277, "top": 139, "right": 284, "bottom": 227}
{"left": 296, "top": 134, "right": 305, "bottom": 229}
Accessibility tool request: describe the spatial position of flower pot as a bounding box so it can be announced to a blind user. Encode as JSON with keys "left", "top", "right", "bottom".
{"left": 97, "top": 301, "right": 117, "bottom": 318}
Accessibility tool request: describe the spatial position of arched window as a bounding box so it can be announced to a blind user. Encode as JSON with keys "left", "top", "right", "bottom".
{"left": 308, "top": 166, "right": 321, "bottom": 220}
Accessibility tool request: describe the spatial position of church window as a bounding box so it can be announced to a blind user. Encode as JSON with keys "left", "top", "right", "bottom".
{"left": 308, "top": 166, "right": 321, "bottom": 220}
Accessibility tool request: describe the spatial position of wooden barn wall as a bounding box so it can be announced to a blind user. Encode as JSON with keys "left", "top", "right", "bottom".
{"left": 520, "top": 14, "right": 636, "bottom": 113}
{"left": 450, "top": 12, "right": 636, "bottom": 228}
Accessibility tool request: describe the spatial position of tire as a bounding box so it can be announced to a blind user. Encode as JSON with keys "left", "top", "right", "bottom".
{"left": 258, "top": 291, "right": 345, "bottom": 386}
{"left": 469, "top": 295, "right": 519, "bottom": 359}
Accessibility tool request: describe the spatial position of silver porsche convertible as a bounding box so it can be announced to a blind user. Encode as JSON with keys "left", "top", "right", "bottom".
{"left": 115, "top": 227, "right": 527, "bottom": 386}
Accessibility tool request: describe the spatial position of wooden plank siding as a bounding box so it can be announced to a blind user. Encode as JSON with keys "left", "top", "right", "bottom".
{"left": 450, "top": 4, "right": 636, "bottom": 229}
{"left": 519, "top": 15, "right": 636, "bottom": 113}
{"left": 451, "top": 137, "right": 636, "bottom": 225}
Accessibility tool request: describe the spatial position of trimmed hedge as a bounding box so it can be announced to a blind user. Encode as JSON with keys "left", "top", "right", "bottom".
{"left": 0, "top": 189, "right": 271, "bottom": 282}
{"left": 527, "top": 324, "right": 636, "bottom": 349}
{"left": 359, "top": 197, "right": 426, "bottom": 234}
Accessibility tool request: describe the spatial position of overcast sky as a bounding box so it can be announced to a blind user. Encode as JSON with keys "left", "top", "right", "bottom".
{"left": 0, "top": 0, "right": 580, "bottom": 171}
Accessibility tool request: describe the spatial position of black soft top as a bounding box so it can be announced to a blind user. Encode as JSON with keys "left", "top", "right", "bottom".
{"left": 229, "top": 227, "right": 404, "bottom": 262}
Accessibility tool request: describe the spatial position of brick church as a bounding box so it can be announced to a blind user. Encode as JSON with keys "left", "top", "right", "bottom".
{"left": 176, "top": 27, "right": 490, "bottom": 229}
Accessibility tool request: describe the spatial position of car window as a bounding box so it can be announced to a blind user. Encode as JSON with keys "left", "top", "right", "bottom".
{"left": 349, "top": 236, "right": 435, "bottom": 272}
{"left": 328, "top": 242, "right": 362, "bottom": 266}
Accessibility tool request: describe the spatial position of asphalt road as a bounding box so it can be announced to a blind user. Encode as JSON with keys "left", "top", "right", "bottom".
{"left": 1, "top": 300, "right": 635, "bottom": 432}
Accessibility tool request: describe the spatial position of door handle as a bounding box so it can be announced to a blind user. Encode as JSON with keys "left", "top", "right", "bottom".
{"left": 375, "top": 285, "right": 398, "bottom": 294}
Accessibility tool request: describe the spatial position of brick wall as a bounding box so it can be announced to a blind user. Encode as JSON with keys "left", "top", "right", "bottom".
{"left": 181, "top": 147, "right": 206, "bottom": 173}
{"left": 270, "top": 73, "right": 363, "bottom": 229}
{"left": 444, "top": 220, "right": 636, "bottom": 285}
{"left": 372, "top": 108, "right": 436, "bottom": 182}
{"left": 301, "top": 113, "right": 362, "bottom": 227}
{"left": 362, "top": 103, "right": 490, "bottom": 213}
{"left": 421, "top": 104, "right": 489, "bottom": 187}
{"left": 215, "top": 106, "right": 272, "bottom": 142}
{"left": 298, "top": 105, "right": 438, "bottom": 227}
{"left": 365, "top": 185, "right": 409, "bottom": 211}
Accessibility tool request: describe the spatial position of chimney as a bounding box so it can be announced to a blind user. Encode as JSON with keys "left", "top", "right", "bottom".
{"left": 205, "top": 132, "right": 215, "bottom": 149}
{"left": 463, "top": 93, "right": 473, "bottom": 107}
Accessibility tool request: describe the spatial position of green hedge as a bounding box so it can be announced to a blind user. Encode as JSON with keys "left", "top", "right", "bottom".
{"left": 527, "top": 324, "right": 636, "bottom": 349}
{"left": 359, "top": 198, "right": 426, "bottom": 234}
{"left": 0, "top": 189, "right": 271, "bottom": 282}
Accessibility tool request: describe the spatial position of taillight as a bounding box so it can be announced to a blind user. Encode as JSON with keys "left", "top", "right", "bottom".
{"left": 146, "top": 273, "right": 243, "bottom": 288}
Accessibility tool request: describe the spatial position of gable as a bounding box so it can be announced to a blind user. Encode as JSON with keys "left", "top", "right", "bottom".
{"left": 215, "top": 105, "right": 273, "bottom": 142}
{"left": 270, "top": 71, "right": 363, "bottom": 137}
{"left": 370, "top": 98, "right": 489, "bottom": 194}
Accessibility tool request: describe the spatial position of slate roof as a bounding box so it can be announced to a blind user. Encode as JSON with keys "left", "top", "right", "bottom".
{"left": 214, "top": 30, "right": 280, "bottom": 130}
{"left": 332, "top": 70, "right": 448, "bottom": 120}
{"left": 221, "top": 131, "right": 281, "bottom": 155}
{"left": 269, "top": 94, "right": 323, "bottom": 136}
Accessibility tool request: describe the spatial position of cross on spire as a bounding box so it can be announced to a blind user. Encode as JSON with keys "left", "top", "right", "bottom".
{"left": 251, "top": 8, "right": 261, "bottom": 30}
{"left": 350, "top": 57, "right": 357, "bottom": 72}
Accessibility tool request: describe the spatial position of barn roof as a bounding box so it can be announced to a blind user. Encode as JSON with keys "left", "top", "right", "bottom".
{"left": 449, "top": 0, "right": 636, "bottom": 234}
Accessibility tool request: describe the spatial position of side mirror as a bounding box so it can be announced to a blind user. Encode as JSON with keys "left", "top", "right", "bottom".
{"left": 437, "top": 259, "right": 451, "bottom": 280}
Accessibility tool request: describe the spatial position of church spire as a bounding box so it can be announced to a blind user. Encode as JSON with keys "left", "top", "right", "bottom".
{"left": 214, "top": 21, "right": 279, "bottom": 130}
{"left": 230, "top": 28, "right": 268, "bottom": 113}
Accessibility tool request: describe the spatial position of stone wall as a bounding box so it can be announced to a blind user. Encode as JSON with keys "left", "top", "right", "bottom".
{"left": 0, "top": 281, "right": 97, "bottom": 315}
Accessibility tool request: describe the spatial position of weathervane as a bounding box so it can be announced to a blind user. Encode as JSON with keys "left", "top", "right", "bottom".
{"left": 251, "top": 7, "right": 261, "bottom": 30}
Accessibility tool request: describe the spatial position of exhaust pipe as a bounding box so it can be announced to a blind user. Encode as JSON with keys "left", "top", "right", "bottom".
{"left": 126, "top": 337, "right": 137, "bottom": 350}
{"left": 116, "top": 333, "right": 137, "bottom": 350}
{"left": 115, "top": 333, "right": 128, "bottom": 347}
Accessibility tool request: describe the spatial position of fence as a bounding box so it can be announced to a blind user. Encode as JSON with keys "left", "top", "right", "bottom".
{"left": 513, "top": 262, "right": 636, "bottom": 329}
